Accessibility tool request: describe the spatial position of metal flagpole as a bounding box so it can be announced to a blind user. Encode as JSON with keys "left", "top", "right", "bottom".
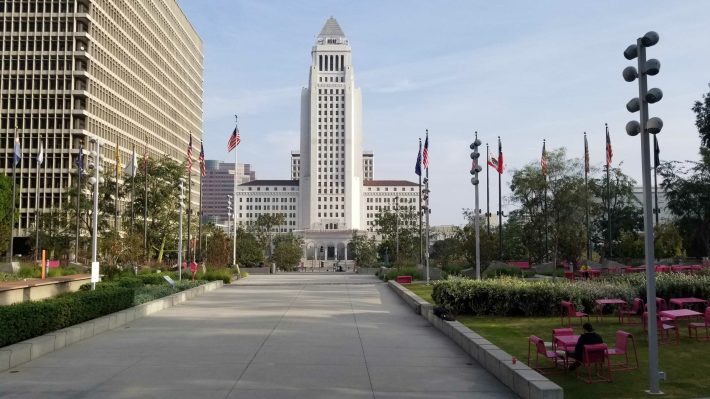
{"left": 115, "top": 136, "right": 119, "bottom": 231}
{"left": 584, "top": 133, "right": 592, "bottom": 260}
{"left": 8, "top": 126, "right": 18, "bottom": 264}
{"left": 130, "top": 144, "right": 136, "bottom": 230}
{"left": 187, "top": 135, "right": 192, "bottom": 267}
{"left": 486, "top": 143, "right": 490, "bottom": 235}
{"left": 75, "top": 142, "right": 82, "bottom": 262}
{"left": 543, "top": 139, "right": 548, "bottom": 262}
{"left": 232, "top": 115, "right": 239, "bottom": 274}
{"left": 198, "top": 144, "right": 203, "bottom": 261}
{"left": 35, "top": 136, "right": 43, "bottom": 261}
{"left": 606, "top": 123, "right": 612, "bottom": 260}
{"left": 424, "top": 130, "right": 430, "bottom": 284}
{"left": 498, "top": 137, "right": 503, "bottom": 260}
{"left": 418, "top": 137, "right": 422, "bottom": 266}
{"left": 143, "top": 136, "right": 148, "bottom": 260}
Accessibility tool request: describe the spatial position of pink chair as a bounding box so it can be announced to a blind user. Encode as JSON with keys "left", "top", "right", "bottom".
{"left": 577, "top": 343, "right": 611, "bottom": 384}
{"left": 527, "top": 335, "right": 565, "bottom": 373}
{"left": 688, "top": 307, "right": 710, "bottom": 341}
{"left": 564, "top": 271, "right": 576, "bottom": 281}
{"left": 552, "top": 327, "right": 574, "bottom": 352}
{"left": 606, "top": 331, "right": 639, "bottom": 371}
{"left": 644, "top": 312, "right": 680, "bottom": 345}
{"left": 561, "top": 300, "right": 589, "bottom": 327}
{"left": 620, "top": 298, "right": 644, "bottom": 324}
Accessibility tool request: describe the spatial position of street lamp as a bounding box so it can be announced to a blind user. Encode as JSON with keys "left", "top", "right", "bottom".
{"left": 394, "top": 195, "right": 399, "bottom": 262}
{"left": 88, "top": 139, "right": 103, "bottom": 290}
{"left": 470, "top": 132, "right": 482, "bottom": 280}
{"left": 177, "top": 178, "right": 185, "bottom": 281}
{"left": 623, "top": 30, "right": 664, "bottom": 394}
{"left": 226, "top": 194, "right": 233, "bottom": 264}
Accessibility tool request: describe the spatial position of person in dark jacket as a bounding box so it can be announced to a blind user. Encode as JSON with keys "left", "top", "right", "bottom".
{"left": 568, "top": 322, "right": 603, "bottom": 370}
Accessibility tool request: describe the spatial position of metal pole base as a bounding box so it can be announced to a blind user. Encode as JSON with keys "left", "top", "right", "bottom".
{"left": 644, "top": 390, "right": 664, "bottom": 396}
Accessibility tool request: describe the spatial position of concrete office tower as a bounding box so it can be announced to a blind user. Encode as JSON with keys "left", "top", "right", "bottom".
{"left": 299, "top": 17, "right": 363, "bottom": 232}
{"left": 0, "top": 0, "right": 203, "bottom": 241}
{"left": 201, "top": 160, "right": 255, "bottom": 225}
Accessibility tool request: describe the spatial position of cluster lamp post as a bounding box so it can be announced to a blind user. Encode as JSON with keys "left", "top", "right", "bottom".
{"left": 470, "top": 132, "right": 482, "bottom": 280}
{"left": 89, "top": 139, "right": 103, "bottom": 290}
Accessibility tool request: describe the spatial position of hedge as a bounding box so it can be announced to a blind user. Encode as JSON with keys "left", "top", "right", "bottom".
{"left": 0, "top": 287, "right": 134, "bottom": 347}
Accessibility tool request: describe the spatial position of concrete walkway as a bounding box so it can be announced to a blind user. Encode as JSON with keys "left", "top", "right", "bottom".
{"left": 0, "top": 274, "right": 515, "bottom": 398}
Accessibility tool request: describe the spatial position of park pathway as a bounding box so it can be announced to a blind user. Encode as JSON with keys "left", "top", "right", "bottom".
{"left": 0, "top": 274, "right": 515, "bottom": 398}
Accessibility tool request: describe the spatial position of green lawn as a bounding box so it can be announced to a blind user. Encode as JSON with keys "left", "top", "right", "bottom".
{"left": 407, "top": 283, "right": 710, "bottom": 398}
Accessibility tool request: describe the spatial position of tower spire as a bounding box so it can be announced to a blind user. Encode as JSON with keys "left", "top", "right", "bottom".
{"left": 318, "top": 17, "right": 345, "bottom": 39}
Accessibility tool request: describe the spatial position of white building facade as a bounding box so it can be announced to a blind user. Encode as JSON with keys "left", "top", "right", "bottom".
{"left": 235, "top": 18, "right": 420, "bottom": 265}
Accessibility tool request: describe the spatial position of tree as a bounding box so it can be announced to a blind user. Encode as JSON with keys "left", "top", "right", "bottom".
{"left": 350, "top": 231, "right": 378, "bottom": 267}
{"left": 654, "top": 223, "right": 685, "bottom": 259}
{"left": 248, "top": 213, "right": 285, "bottom": 258}
{"left": 509, "top": 148, "right": 589, "bottom": 265}
{"left": 458, "top": 209, "right": 496, "bottom": 268}
{"left": 234, "top": 228, "right": 264, "bottom": 267}
{"left": 202, "top": 223, "right": 231, "bottom": 268}
{"left": 373, "top": 208, "right": 420, "bottom": 264}
{"left": 659, "top": 150, "right": 710, "bottom": 257}
{"left": 272, "top": 234, "right": 303, "bottom": 271}
{"left": 588, "top": 167, "right": 643, "bottom": 260}
{"left": 0, "top": 175, "right": 13, "bottom": 256}
{"left": 430, "top": 237, "right": 462, "bottom": 267}
{"left": 693, "top": 89, "right": 710, "bottom": 149}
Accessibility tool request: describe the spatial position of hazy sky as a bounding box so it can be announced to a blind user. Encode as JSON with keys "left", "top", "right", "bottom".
{"left": 178, "top": 0, "right": 710, "bottom": 226}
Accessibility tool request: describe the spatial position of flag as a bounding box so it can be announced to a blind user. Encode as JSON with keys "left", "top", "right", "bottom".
{"left": 115, "top": 143, "right": 122, "bottom": 174}
{"left": 199, "top": 142, "right": 206, "bottom": 177}
{"left": 186, "top": 134, "right": 193, "bottom": 173}
{"left": 584, "top": 134, "right": 590, "bottom": 174}
{"left": 227, "top": 127, "right": 240, "bottom": 152}
{"left": 488, "top": 137, "right": 503, "bottom": 174}
{"left": 653, "top": 135, "right": 660, "bottom": 169}
{"left": 75, "top": 146, "right": 84, "bottom": 176}
{"left": 414, "top": 139, "right": 422, "bottom": 176}
{"left": 124, "top": 146, "right": 137, "bottom": 177}
{"left": 541, "top": 140, "right": 548, "bottom": 176}
{"left": 13, "top": 137, "right": 21, "bottom": 166}
{"left": 422, "top": 133, "right": 429, "bottom": 170}
{"left": 606, "top": 129, "right": 613, "bottom": 167}
{"left": 37, "top": 141, "right": 44, "bottom": 166}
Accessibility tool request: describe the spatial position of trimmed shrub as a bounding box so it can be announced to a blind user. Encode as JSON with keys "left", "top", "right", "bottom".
{"left": 196, "top": 269, "right": 233, "bottom": 284}
{"left": 0, "top": 287, "right": 134, "bottom": 347}
{"left": 432, "top": 276, "right": 637, "bottom": 317}
{"left": 137, "top": 274, "right": 170, "bottom": 285}
{"left": 482, "top": 264, "right": 523, "bottom": 279}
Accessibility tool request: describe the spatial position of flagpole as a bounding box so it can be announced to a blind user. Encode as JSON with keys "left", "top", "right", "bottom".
{"left": 130, "top": 144, "right": 136, "bottom": 230}
{"left": 584, "top": 133, "right": 591, "bottom": 261}
{"left": 543, "top": 139, "right": 548, "bottom": 262}
{"left": 232, "top": 115, "right": 239, "bottom": 274}
{"left": 115, "top": 136, "right": 119, "bottom": 231}
{"left": 424, "top": 130, "right": 430, "bottom": 284}
{"left": 486, "top": 143, "right": 490, "bottom": 235}
{"left": 606, "top": 123, "right": 612, "bottom": 260}
{"left": 8, "top": 126, "right": 18, "bottom": 264}
{"left": 35, "top": 137, "right": 42, "bottom": 261}
{"left": 143, "top": 135, "right": 148, "bottom": 260}
{"left": 75, "top": 142, "right": 82, "bottom": 262}
{"left": 187, "top": 135, "right": 192, "bottom": 267}
{"left": 198, "top": 142, "right": 204, "bottom": 261}
{"left": 498, "top": 137, "right": 503, "bottom": 260}
{"left": 418, "top": 137, "right": 423, "bottom": 266}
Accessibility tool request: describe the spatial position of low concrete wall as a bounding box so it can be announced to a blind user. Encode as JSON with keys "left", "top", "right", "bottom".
{"left": 388, "top": 281, "right": 564, "bottom": 399}
{"left": 0, "top": 280, "right": 223, "bottom": 373}
{"left": 0, "top": 275, "right": 92, "bottom": 306}
{"left": 241, "top": 267, "right": 270, "bottom": 275}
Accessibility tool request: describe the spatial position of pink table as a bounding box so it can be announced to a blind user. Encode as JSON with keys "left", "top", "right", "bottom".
{"left": 554, "top": 334, "right": 580, "bottom": 352}
{"left": 594, "top": 299, "right": 627, "bottom": 322}
{"left": 669, "top": 298, "right": 708, "bottom": 310}
{"left": 659, "top": 309, "right": 702, "bottom": 321}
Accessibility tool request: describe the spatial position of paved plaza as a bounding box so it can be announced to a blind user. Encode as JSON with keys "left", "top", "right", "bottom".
{"left": 0, "top": 274, "right": 515, "bottom": 398}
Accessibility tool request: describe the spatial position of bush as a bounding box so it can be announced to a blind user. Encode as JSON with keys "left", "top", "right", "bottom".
{"left": 432, "top": 276, "right": 637, "bottom": 317}
{"left": 137, "top": 274, "right": 170, "bottom": 285}
{"left": 0, "top": 287, "right": 134, "bottom": 347}
{"left": 196, "top": 269, "right": 233, "bottom": 284}
{"left": 133, "top": 280, "right": 203, "bottom": 305}
{"left": 482, "top": 264, "right": 524, "bottom": 279}
{"left": 384, "top": 267, "right": 421, "bottom": 282}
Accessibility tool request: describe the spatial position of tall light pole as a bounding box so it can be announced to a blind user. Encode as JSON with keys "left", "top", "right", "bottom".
{"left": 470, "top": 132, "right": 482, "bottom": 280}
{"left": 89, "top": 139, "right": 103, "bottom": 290}
{"left": 227, "top": 194, "right": 233, "bottom": 265}
{"left": 623, "top": 30, "right": 664, "bottom": 395}
{"left": 395, "top": 195, "right": 399, "bottom": 262}
{"left": 177, "top": 178, "right": 185, "bottom": 281}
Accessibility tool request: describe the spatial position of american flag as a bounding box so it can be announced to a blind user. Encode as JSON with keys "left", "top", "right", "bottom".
{"left": 199, "top": 142, "right": 206, "bottom": 177}
{"left": 541, "top": 140, "right": 548, "bottom": 176}
{"left": 605, "top": 127, "right": 613, "bottom": 167}
{"left": 488, "top": 137, "right": 503, "bottom": 175}
{"left": 227, "top": 127, "right": 241, "bottom": 152}
{"left": 186, "top": 134, "right": 193, "bottom": 173}
{"left": 422, "top": 131, "right": 429, "bottom": 170}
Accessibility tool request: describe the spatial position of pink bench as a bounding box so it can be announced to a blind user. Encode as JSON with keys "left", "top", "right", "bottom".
{"left": 395, "top": 275, "right": 412, "bottom": 284}
{"left": 47, "top": 260, "right": 61, "bottom": 268}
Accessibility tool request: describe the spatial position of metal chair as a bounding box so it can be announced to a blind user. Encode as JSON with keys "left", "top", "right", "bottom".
{"left": 606, "top": 330, "right": 639, "bottom": 371}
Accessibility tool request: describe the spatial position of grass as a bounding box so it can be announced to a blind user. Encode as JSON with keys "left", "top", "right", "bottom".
{"left": 407, "top": 283, "right": 710, "bottom": 398}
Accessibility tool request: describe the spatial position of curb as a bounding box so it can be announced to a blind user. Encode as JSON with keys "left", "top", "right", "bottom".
{"left": 388, "top": 281, "right": 564, "bottom": 399}
{"left": 0, "top": 280, "right": 224, "bottom": 373}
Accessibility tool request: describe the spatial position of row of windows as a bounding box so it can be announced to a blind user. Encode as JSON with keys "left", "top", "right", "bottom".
{"left": 244, "top": 186, "right": 297, "bottom": 191}
{"left": 318, "top": 179, "right": 345, "bottom": 185}
{"left": 365, "top": 187, "right": 417, "bottom": 192}
{"left": 317, "top": 54, "right": 344, "bottom": 72}
{"left": 319, "top": 189, "right": 345, "bottom": 194}
{"left": 366, "top": 205, "right": 417, "bottom": 212}
{"left": 243, "top": 205, "right": 297, "bottom": 211}
{"left": 366, "top": 197, "right": 416, "bottom": 203}
{"left": 318, "top": 88, "right": 344, "bottom": 95}
{"left": 318, "top": 76, "right": 343, "bottom": 83}
{"left": 243, "top": 197, "right": 296, "bottom": 203}
{"left": 0, "top": 2, "right": 78, "bottom": 13}
{"left": 318, "top": 212, "right": 345, "bottom": 218}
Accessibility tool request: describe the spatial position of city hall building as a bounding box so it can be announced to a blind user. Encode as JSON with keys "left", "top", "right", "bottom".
{"left": 235, "top": 18, "right": 420, "bottom": 264}
{"left": 0, "top": 0, "right": 203, "bottom": 244}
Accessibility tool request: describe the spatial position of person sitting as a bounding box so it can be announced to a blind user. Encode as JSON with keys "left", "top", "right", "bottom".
{"left": 567, "top": 322, "right": 603, "bottom": 370}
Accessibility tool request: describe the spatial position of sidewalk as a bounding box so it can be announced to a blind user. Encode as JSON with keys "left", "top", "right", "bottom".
{"left": 0, "top": 274, "right": 515, "bottom": 398}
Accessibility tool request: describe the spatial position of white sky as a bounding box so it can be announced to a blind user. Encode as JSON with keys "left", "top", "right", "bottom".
{"left": 179, "top": 0, "right": 710, "bottom": 225}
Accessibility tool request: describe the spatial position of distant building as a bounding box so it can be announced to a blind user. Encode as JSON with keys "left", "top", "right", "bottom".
{"left": 234, "top": 18, "right": 422, "bottom": 262}
{"left": 632, "top": 186, "right": 673, "bottom": 223}
{"left": 201, "top": 161, "right": 255, "bottom": 225}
